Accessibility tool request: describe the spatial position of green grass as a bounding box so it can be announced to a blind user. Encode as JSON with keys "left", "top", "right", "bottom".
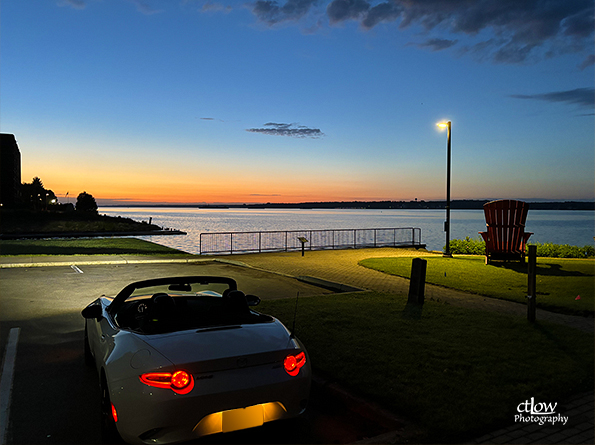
{"left": 359, "top": 256, "right": 594, "bottom": 315}
{"left": 258, "top": 292, "right": 594, "bottom": 442}
{"left": 0, "top": 238, "right": 190, "bottom": 256}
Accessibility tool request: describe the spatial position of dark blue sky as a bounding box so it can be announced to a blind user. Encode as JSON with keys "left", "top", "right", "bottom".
{"left": 1, "top": 0, "right": 593, "bottom": 204}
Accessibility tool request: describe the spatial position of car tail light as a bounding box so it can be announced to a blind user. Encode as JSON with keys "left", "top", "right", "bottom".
{"left": 111, "top": 403, "right": 118, "bottom": 423}
{"left": 140, "top": 370, "right": 194, "bottom": 394}
{"left": 284, "top": 351, "right": 306, "bottom": 376}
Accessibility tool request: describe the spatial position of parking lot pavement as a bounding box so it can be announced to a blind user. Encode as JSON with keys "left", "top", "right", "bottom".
{"left": 0, "top": 261, "right": 395, "bottom": 444}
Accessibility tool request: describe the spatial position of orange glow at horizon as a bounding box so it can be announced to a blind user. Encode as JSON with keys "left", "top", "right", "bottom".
{"left": 23, "top": 163, "right": 429, "bottom": 204}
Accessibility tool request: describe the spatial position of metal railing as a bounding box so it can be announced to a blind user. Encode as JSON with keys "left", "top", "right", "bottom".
{"left": 199, "top": 227, "right": 423, "bottom": 255}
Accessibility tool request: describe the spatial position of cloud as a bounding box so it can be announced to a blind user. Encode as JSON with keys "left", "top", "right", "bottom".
{"left": 126, "top": 0, "right": 163, "bottom": 15}
{"left": 201, "top": 2, "right": 232, "bottom": 13}
{"left": 578, "top": 54, "right": 595, "bottom": 70}
{"left": 510, "top": 87, "right": 595, "bottom": 108}
{"left": 414, "top": 38, "right": 458, "bottom": 52}
{"left": 250, "top": 0, "right": 319, "bottom": 25}
{"left": 246, "top": 122, "right": 325, "bottom": 138}
{"left": 248, "top": 0, "right": 593, "bottom": 64}
{"left": 327, "top": 0, "right": 370, "bottom": 24}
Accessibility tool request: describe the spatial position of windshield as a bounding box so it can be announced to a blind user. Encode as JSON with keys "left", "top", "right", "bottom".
{"left": 128, "top": 282, "right": 232, "bottom": 300}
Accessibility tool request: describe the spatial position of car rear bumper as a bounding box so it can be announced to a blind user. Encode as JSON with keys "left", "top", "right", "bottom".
{"left": 112, "top": 364, "right": 311, "bottom": 444}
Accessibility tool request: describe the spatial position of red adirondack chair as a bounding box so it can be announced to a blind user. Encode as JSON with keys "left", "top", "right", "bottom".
{"left": 479, "top": 200, "right": 533, "bottom": 264}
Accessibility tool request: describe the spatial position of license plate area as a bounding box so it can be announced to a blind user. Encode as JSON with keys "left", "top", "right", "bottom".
{"left": 222, "top": 405, "right": 264, "bottom": 433}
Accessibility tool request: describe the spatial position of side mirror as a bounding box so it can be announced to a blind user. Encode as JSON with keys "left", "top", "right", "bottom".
{"left": 82, "top": 304, "right": 103, "bottom": 319}
{"left": 246, "top": 295, "right": 261, "bottom": 306}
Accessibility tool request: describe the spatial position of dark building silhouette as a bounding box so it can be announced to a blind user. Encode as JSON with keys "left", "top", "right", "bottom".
{"left": 0, "top": 134, "right": 21, "bottom": 208}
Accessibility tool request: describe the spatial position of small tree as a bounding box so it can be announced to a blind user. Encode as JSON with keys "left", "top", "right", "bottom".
{"left": 21, "top": 177, "right": 48, "bottom": 210}
{"left": 76, "top": 191, "right": 98, "bottom": 214}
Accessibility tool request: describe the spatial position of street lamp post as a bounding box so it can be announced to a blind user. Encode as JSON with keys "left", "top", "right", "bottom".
{"left": 437, "top": 121, "right": 452, "bottom": 257}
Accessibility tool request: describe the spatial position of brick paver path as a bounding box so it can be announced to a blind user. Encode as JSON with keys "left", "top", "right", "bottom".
{"left": 218, "top": 247, "right": 594, "bottom": 333}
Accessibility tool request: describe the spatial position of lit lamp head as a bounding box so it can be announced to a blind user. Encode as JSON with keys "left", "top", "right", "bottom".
{"left": 437, "top": 121, "right": 451, "bottom": 129}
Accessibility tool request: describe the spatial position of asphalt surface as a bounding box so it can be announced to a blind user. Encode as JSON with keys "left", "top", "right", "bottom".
{"left": 0, "top": 260, "right": 400, "bottom": 445}
{"left": 1, "top": 249, "right": 593, "bottom": 445}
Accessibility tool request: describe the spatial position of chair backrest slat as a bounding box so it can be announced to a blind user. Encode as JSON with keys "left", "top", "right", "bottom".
{"left": 483, "top": 200, "right": 529, "bottom": 254}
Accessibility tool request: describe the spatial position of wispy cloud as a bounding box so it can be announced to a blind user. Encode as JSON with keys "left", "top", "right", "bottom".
{"left": 578, "top": 54, "right": 595, "bottom": 70}
{"left": 414, "top": 38, "right": 458, "bottom": 52}
{"left": 510, "top": 87, "right": 595, "bottom": 108}
{"left": 126, "top": 0, "right": 163, "bottom": 15}
{"left": 246, "top": 122, "right": 325, "bottom": 138}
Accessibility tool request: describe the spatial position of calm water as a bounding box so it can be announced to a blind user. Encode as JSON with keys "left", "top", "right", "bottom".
{"left": 99, "top": 207, "right": 595, "bottom": 254}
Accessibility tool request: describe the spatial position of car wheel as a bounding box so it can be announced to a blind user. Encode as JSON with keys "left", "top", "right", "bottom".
{"left": 84, "top": 320, "right": 94, "bottom": 367}
{"left": 100, "top": 375, "right": 121, "bottom": 443}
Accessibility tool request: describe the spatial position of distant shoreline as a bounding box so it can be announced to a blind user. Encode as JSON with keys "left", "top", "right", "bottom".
{"left": 100, "top": 200, "right": 595, "bottom": 211}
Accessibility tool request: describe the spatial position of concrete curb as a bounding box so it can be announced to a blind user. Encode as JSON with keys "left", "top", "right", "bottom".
{"left": 0, "top": 257, "right": 209, "bottom": 268}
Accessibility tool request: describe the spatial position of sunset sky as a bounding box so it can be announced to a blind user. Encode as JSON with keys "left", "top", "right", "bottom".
{"left": 1, "top": 0, "right": 593, "bottom": 205}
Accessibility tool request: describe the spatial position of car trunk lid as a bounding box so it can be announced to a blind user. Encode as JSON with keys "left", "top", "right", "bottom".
{"left": 140, "top": 320, "right": 298, "bottom": 372}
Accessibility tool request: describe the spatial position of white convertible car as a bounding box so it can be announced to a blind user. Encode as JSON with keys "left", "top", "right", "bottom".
{"left": 82, "top": 276, "right": 311, "bottom": 444}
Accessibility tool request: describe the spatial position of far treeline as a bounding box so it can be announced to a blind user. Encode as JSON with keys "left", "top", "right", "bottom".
{"left": 132, "top": 200, "right": 595, "bottom": 210}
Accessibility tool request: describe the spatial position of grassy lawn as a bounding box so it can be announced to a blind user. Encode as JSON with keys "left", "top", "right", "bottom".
{"left": 359, "top": 255, "right": 594, "bottom": 316}
{"left": 0, "top": 238, "right": 191, "bottom": 256}
{"left": 258, "top": 292, "right": 594, "bottom": 442}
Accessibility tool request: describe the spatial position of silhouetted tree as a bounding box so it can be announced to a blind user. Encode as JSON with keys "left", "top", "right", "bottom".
{"left": 76, "top": 191, "right": 98, "bottom": 214}
{"left": 21, "top": 176, "right": 51, "bottom": 210}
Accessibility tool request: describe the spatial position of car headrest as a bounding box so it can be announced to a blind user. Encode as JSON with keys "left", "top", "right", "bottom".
{"left": 223, "top": 290, "right": 249, "bottom": 314}
{"left": 151, "top": 292, "right": 176, "bottom": 316}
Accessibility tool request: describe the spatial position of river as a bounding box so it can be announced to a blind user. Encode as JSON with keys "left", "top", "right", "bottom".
{"left": 99, "top": 207, "right": 595, "bottom": 254}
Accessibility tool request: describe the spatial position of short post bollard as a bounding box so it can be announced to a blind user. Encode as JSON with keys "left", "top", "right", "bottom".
{"left": 527, "top": 245, "right": 537, "bottom": 322}
{"left": 408, "top": 258, "right": 427, "bottom": 305}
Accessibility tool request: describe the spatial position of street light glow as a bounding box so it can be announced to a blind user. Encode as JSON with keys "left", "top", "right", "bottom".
{"left": 437, "top": 121, "right": 450, "bottom": 129}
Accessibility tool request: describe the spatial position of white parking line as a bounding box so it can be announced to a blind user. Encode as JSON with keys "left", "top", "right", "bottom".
{"left": 0, "top": 327, "right": 20, "bottom": 445}
{"left": 71, "top": 265, "right": 84, "bottom": 274}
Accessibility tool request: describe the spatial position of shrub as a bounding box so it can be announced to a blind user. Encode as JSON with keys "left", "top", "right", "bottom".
{"left": 530, "top": 242, "right": 595, "bottom": 258}
{"left": 447, "top": 236, "right": 486, "bottom": 255}
{"left": 448, "top": 237, "right": 595, "bottom": 258}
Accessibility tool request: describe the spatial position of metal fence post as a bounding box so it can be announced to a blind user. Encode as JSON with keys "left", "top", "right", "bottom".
{"left": 198, "top": 227, "right": 424, "bottom": 255}
{"left": 527, "top": 245, "right": 537, "bottom": 322}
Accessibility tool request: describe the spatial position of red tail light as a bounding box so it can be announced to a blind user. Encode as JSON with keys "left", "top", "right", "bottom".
{"left": 284, "top": 351, "right": 306, "bottom": 376}
{"left": 140, "top": 370, "right": 194, "bottom": 394}
{"left": 111, "top": 403, "right": 118, "bottom": 423}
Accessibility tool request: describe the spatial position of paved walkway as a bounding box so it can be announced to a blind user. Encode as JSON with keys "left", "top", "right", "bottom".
{"left": 1, "top": 248, "right": 593, "bottom": 444}
{"left": 217, "top": 248, "right": 594, "bottom": 333}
